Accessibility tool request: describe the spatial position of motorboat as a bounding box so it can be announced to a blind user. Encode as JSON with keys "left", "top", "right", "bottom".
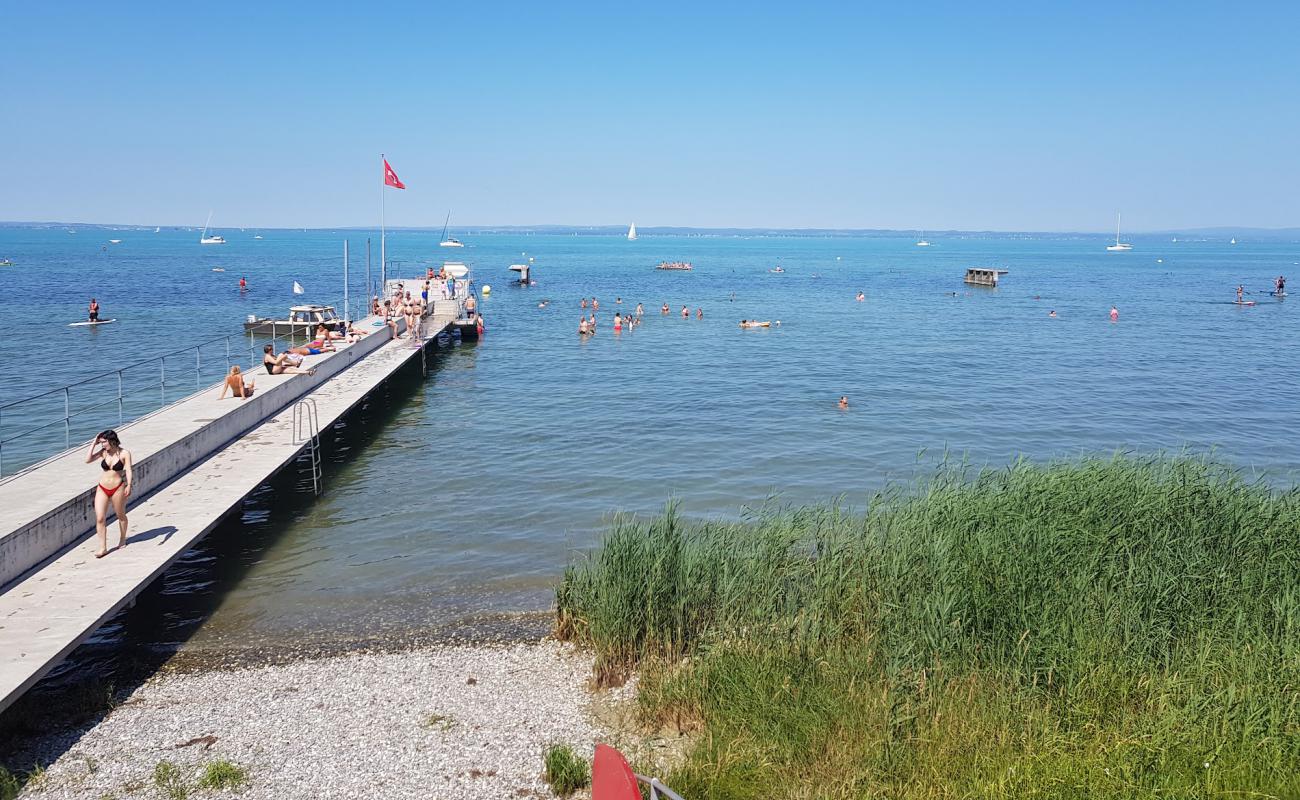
{"left": 243, "top": 304, "right": 344, "bottom": 336}
{"left": 656, "top": 261, "right": 693, "bottom": 271}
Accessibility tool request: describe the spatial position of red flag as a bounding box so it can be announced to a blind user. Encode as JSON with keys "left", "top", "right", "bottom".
{"left": 383, "top": 159, "right": 405, "bottom": 189}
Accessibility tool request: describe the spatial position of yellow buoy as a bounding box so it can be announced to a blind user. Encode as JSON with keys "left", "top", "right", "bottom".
{"left": 481, "top": 285, "right": 491, "bottom": 295}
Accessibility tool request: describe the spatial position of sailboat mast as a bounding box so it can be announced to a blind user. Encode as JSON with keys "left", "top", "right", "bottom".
{"left": 1116, "top": 213, "right": 1122, "bottom": 245}
{"left": 440, "top": 211, "right": 450, "bottom": 242}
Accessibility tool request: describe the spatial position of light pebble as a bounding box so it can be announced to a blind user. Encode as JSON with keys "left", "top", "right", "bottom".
{"left": 17, "top": 640, "right": 613, "bottom": 800}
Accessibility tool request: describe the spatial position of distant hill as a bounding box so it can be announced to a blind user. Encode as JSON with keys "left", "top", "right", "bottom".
{"left": 2, "top": 221, "right": 1298, "bottom": 239}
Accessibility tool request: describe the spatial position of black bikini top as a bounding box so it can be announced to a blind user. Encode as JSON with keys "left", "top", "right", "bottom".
{"left": 101, "top": 457, "right": 125, "bottom": 473}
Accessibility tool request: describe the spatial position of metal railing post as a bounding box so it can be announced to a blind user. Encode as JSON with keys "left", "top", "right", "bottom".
{"left": 63, "top": 388, "right": 70, "bottom": 450}
{"left": 117, "top": 370, "right": 124, "bottom": 425}
{"left": 160, "top": 360, "right": 166, "bottom": 406}
{"left": 225, "top": 336, "right": 231, "bottom": 370}
{"left": 195, "top": 346, "right": 201, "bottom": 392}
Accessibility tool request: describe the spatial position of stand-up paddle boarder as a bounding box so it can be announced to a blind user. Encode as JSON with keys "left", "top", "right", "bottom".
{"left": 88, "top": 298, "right": 100, "bottom": 322}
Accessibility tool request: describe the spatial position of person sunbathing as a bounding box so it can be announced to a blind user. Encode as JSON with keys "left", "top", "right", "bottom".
{"left": 218, "top": 365, "right": 255, "bottom": 399}
{"left": 262, "top": 344, "right": 315, "bottom": 375}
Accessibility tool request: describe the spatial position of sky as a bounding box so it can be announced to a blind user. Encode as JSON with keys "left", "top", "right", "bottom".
{"left": 2, "top": 1, "right": 1298, "bottom": 231}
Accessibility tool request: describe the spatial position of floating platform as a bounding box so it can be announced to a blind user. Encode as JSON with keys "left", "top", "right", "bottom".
{"left": 964, "top": 268, "right": 1009, "bottom": 287}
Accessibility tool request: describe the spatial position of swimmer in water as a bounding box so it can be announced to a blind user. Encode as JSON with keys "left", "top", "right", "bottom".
{"left": 681, "top": 306, "right": 689, "bottom": 318}
{"left": 696, "top": 307, "right": 703, "bottom": 319}
{"left": 581, "top": 298, "right": 588, "bottom": 309}
{"left": 578, "top": 317, "right": 589, "bottom": 335}
{"left": 635, "top": 303, "right": 644, "bottom": 317}
{"left": 616, "top": 297, "right": 622, "bottom": 304}
{"left": 838, "top": 396, "right": 849, "bottom": 409}
{"left": 1110, "top": 306, "right": 1119, "bottom": 321}
{"left": 661, "top": 303, "right": 670, "bottom": 315}
{"left": 855, "top": 291, "right": 865, "bottom": 302}
{"left": 739, "top": 320, "right": 771, "bottom": 329}
{"left": 592, "top": 298, "right": 600, "bottom": 311}
{"left": 538, "top": 300, "right": 550, "bottom": 308}
{"left": 1049, "top": 310, "right": 1057, "bottom": 318}
{"left": 614, "top": 312, "right": 623, "bottom": 332}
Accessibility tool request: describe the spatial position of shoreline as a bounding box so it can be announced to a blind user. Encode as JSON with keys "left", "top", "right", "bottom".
{"left": 6, "top": 636, "right": 632, "bottom": 800}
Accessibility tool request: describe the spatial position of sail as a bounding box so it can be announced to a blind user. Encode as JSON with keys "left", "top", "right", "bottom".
{"left": 293, "top": 281, "right": 305, "bottom": 295}
{"left": 627, "top": 223, "right": 637, "bottom": 241}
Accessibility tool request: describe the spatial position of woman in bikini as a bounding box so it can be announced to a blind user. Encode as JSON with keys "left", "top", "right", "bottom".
{"left": 85, "top": 429, "right": 132, "bottom": 558}
{"left": 262, "top": 344, "right": 314, "bottom": 375}
{"left": 218, "top": 365, "right": 255, "bottom": 399}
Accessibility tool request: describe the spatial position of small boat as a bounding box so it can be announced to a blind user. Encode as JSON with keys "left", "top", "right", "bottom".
{"left": 0, "top": 259, "right": 13, "bottom": 266}
{"left": 200, "top": 211, "right": 226, "bottom": 245}
{"left": 769, "top": 266, "right": 785, "bottom": 273}
{"left": 243, "top": 304, "right": 343, "bottom": 335}
{"left": 1230, "top": 237, "right": 1237, "bottom": 245}
{"left": 438, "top": 211, "right": 464, "bottom": 247}
{"left": 1106, "top": 212, "right": 1132, "bottom": 251}
{"left": 627, "top": 223, "right": 638, "bottom": 241}
{"left": 212, "top": 268, "right": 226, "bottom": 272}
{"left": 656, "top": 261, "right": 693, "bottom": 271}
{"left": 916, "top": 230, "right": 930, "bottom": 247}
{"left": 154, "top": 227, "right": 161, "bottom": 233}
{"left": 964, "top": 267, "right": 1008, "bottom": 287}
{"left": 108, "top": 239, "right": 122, "bottom": 244}
{"left": 254, "top": 235, "right": 264, "bottom": 239}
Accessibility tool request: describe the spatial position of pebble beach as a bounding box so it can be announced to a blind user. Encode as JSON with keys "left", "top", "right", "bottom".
{"left": 8, "top": 640, "right": 621, "bottom": 800}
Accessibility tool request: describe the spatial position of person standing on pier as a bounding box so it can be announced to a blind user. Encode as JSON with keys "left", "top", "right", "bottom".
{"left": 85, "top": 430, "right": 132, "bottom": 558}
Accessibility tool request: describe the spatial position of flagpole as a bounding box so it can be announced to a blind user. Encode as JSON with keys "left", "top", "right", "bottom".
{"left": 343, "top": 239, "right": 350, "bottom": 323}
{"left": 380, "top": 153, "right": 386, "bottom": 295}
{"left": 366, "top": 237, "right": 372, "bottom": 313}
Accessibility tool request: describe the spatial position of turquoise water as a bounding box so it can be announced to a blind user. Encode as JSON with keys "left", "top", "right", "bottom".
{"left": 2, "top": 227, "right": 1298, "bottom": 654}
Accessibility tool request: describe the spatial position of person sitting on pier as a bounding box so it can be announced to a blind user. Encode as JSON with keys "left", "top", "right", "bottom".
{"left": 218, "top": 365, "right": 256, "bottom": 399}
{"left": 315, "top": 323, "right": 344, "bottom": 342}
{"left": 86, "top": 429, "right": 133, "bottom": 558}
{"left": 263, "top": 344, "right": 315, "bottom": 375}
{"left": 371, "top": 296, "right": 382, "bottom": 316}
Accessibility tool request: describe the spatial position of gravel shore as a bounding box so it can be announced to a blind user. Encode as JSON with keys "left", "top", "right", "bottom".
{"left": 9, "top": 639, "right": 623, "bottom": 800}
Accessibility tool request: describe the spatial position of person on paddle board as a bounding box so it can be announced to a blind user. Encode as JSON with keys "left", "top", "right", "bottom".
{"left": 1276, "top": 275, "right": 1287, "bottom": 295}
{"left": 88, "top": 298, "right": 100, "bottom": 322}
{"left": 1236, "top": 285, "right": 1245, "bottom": 303}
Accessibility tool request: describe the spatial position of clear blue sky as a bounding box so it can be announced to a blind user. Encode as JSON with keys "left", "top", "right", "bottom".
{"left": 4, "top": 1, "right": 1297, "bottom": 231}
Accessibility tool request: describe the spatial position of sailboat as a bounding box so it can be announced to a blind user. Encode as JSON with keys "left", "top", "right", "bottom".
{"left": 628, "top": 223, "right": 638, "bottom": 241}
{"left": 438, "top": 212, "right": 464, "bottom": 247}
{"left": 1105, "top": 213, "right": 1132, "bottom": 251}
{"left": 1230, "top": 237, "right": 1237, "bottom": 245}
{"left": 200, "top": 212, "right": 226, "bottom": 245}
{"left": 915, "top": 230, "right": 930, "bottom": 247}
{"left": 154, "top": 227, "right": 161, "bottom": 233}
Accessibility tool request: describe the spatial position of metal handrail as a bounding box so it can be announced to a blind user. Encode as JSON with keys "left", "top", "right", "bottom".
{"left": 0, "top": 320, "right": 349, "bottom": 479}
{"left": 636, "top": 775, "right": 686, "bottom": 800}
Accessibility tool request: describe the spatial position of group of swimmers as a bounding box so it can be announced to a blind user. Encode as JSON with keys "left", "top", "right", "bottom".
{"left": 576, "top": 297, "right": 707, "bottom": 335}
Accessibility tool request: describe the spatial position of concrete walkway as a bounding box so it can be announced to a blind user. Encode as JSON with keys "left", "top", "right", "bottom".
{"left": 0, "top": 308, "right": 458, "bottom": 714}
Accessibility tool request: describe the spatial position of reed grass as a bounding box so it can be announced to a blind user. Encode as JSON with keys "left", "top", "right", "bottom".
{"left": 556, "top": 455, "right": 1300, "bottom": 797}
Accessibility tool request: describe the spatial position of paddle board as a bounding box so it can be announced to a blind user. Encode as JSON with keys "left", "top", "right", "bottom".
{"left": 1232, "top": 301, "right": 1256, "bottom": 307}
{"left": 69, "top": 319, "right": 116, "bottom": 326}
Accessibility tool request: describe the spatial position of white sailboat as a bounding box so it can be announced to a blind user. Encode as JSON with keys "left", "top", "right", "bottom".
{"left": 915, "top": 230, "right": 930, "bottom": 247}
{"left": 1105, "top": 213, "right": 1132, "bottom": 251}
{"left": 1230, "top": 237, "right": 1237, "bottom": 245}
{"left": 438, "top": 211, "right": 464, "bottom": 247}
{"left": 154, "top": 227, "right": 161, "bottom": 233}
{"left": 627, "top": 223, "right": 638, "bottom": 241}
{"left": 199, "top": 212, "right": 226, "bottom": 245}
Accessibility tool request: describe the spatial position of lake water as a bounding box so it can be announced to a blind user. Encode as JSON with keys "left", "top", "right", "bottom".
{"left": 1, "top": 227, "right": 1298, "bottom": 663}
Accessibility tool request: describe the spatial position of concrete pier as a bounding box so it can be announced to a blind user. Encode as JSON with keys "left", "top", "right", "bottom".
{"left": 0, "top": 303, "right": 462, "bottom": 714}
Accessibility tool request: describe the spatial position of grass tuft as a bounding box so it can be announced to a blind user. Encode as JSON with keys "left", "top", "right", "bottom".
{"left": 0, "top": 766, "right": 19, "bottom": 800}
{"left": 423, "top": 712, "right": 456, "bottom": 731}
{"left": 152, "top": 760, "right": 188, "bottom": 800}
{"left": 557, "top": 455, "right": 1300, "bottom": 797}
{"left": 197, "top": 759, "right": 248, "bottom": 791}
{"left": 542, "top": 743, "right": 589, "bottom": 797}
